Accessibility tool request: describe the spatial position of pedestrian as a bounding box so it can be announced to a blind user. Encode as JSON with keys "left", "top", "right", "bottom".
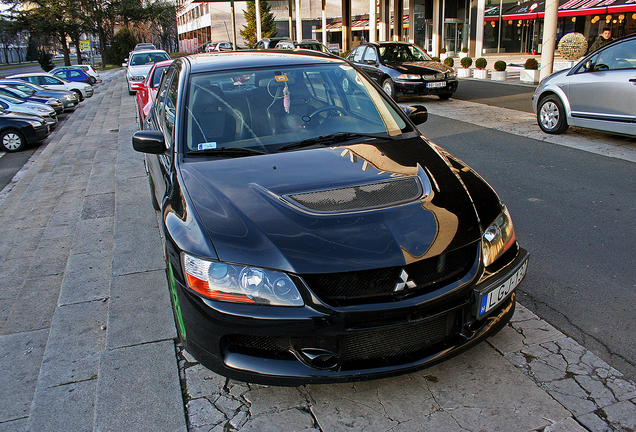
{"left": 587, "top": 28, "right": 614, "bottom": 54}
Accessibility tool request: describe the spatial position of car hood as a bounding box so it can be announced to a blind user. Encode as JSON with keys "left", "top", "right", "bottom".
{"left": 0, "top": 111, "right": 45, "bottom": 122}
{"left": 178, "top": 136, "right": 482, "bottom": 274}
{"left": 127, "top": 65, "right": 154, "bottom": 77}
{"left": 386, "top": 61, "right": 453, "bottom": 75}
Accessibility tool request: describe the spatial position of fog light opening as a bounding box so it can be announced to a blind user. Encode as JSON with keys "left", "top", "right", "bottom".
{"left": 294, "top": 348, "right": 340, "bottom": 370}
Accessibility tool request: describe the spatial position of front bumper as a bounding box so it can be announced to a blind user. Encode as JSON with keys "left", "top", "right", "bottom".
{"left": 394, "top": 79, "right": 459, "bottom": 97}
{"left": 173, "top": 245, "right": 529, "bottom": 385}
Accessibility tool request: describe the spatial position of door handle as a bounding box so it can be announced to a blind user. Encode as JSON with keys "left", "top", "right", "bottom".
{"left": 630, "top": 77, "right": 636, "bottom": 83}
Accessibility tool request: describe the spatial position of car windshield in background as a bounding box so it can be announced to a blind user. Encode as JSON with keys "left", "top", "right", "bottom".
{"left": 131, "top": 52, "right": 170, "bottom": 66}
{"left": 379, "top": 44, "right": 432, "bottom": 62}
{"left": 185, "top": 63, "right": 411, "bottom": 155}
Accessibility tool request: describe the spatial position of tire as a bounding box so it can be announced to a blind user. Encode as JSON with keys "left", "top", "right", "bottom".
{"left": 382, "top": 78, "right": 396, "bottom": 100}
{"left": 438, "top": 93, "right": 453, "bottom": 100}
{"left": 537, "top": 95, "right": 569, "bottom": 134}
{"left": 0, "top": 129, "right": 26, "bottom": 152}
{"left": 73, "top": 89, "right": 84, "bottom": 101}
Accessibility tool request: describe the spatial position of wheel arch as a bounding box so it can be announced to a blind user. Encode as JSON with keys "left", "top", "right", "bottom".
{"left": 536, "top": 89, "right": 572, "bottom": 120}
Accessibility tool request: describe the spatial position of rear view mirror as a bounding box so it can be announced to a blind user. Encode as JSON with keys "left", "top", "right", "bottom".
{"left": 132, "top": 130, "right": 165, "bottom": 154}
{"left": 404, "top": 105, "right": 428, "bottom": 124}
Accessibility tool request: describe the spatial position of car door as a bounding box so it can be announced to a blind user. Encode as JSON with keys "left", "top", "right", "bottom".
{"left": 359, "top": 45, "right": 385, "bottom": 84}
{"left": 146, "top": 63, "right": 181, "bottom": 207}
{"left": 566, "top": 38, "right": 636, "bottom": 134}
{"left": 39, "top": 75, "right": 65, "bottom": 91}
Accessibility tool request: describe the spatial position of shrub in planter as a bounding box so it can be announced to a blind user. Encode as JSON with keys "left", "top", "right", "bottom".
{"left": 524, "top": 58, "right": 539, "bottom": 70}
{"left": 475, "top": 57, "right": 487, "bottom": 70}
{"left": 460, "top": 56, "right": 472, "bottom": 68}
{"left": 461, "top": 47, "right": 468, "bottom": 53}
{"left": 494, "top": 60, "right": 507, "bottom": 71}
{"left": 432, "top": 56, "right": 440, "bottom": 62}
{"left": 444, "top": 57, "right": 454, "bottom": 67}
{"left": 440, "top": 48, "right": 446, "bottom": 54}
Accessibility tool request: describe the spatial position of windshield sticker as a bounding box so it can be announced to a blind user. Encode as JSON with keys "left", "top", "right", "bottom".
{"left": 198, "top": 142, "right": 217, "bottom": 150}
{"left": 274, "top": 75, "right": 289, "bottom": 82}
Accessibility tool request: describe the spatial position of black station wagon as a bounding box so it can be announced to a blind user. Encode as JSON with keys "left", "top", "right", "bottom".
{"left": 132, "top": 50, "right": 528, "bottom": 385}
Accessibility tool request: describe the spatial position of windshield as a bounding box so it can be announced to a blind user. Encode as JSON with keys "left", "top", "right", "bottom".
{"left": 130, "top": 52, "right": 170, "bottom": 66}
{"left": 0, "top": 87, "right": 29, "bottom": 98}
{"left": 184, "top": 63, "right": 412, "bottom": 154}
{"left": 379, "top": 44, "right": 432, "bottom": 62}
{"left": 0, "top": 94, "right": 24, "bottom": 104}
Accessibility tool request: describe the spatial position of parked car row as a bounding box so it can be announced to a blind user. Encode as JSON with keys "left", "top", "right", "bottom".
{"left": 0, "top": 69, "right": 97, "bottom": 152}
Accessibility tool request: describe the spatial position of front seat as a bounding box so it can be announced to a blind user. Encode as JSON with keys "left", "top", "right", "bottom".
{"left": 189, "top": 86, "right": 236, "bottom": 149}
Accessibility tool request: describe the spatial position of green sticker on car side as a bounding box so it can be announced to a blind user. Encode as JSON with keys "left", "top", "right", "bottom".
{"left": 167, "top": 260, "right": 186, "bottom": 339}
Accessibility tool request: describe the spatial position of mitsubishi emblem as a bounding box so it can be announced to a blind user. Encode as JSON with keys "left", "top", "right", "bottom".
{"left": 394, "top": 269, "right": 417, "bottom": 292}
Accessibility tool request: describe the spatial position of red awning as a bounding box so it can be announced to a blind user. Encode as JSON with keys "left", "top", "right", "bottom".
{"left": 490, "top": 0, "right": 636, "bottom": 21}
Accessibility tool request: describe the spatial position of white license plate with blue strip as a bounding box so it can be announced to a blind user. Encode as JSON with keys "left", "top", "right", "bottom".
{"left": 479, "top": 260, "right": 528, "bottom": 317}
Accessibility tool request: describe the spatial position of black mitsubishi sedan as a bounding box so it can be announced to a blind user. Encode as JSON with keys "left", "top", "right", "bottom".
{"left": 348, "top": 42, "right": 458, "bottom": 100}
{"left": 133, "top": 51, "right": 528, "bottom": 385}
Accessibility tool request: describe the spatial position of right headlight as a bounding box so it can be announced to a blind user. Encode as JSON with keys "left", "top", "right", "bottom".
{"left": 481, "top": 205, "right": 516, "bottom": 268}
{"left": 183, "top": 253, "right": 304, "bottom": 307}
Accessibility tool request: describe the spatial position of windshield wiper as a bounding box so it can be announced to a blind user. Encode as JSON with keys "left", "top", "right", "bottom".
{"left": 278, "top": 132, "right": 397, "bottom": 152}
{"left": 187, "top": 147, "right": 268, "bottom": 157}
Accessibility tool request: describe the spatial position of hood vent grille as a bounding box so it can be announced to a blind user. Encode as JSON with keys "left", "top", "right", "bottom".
{"left": 284, "top": 177, "right": 422, "bottom": 213}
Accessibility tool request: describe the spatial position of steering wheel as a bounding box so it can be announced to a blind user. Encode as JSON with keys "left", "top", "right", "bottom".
{"left": 308, "top": 105, "right": 348, "bottom": 121}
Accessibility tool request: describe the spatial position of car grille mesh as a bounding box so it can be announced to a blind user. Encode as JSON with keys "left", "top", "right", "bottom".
{"left": 225, "top": 310, "right": 460, "bottom": 370}
{"left": 285, "top": 177, "right": 422, "bottom": 213}
{"left": 300, "top": 242, "right": 478, "bottom": 306}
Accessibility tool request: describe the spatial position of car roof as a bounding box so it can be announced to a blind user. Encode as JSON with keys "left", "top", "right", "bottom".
{"left": 186, "top": 50, "right": 344, "bottom": 74}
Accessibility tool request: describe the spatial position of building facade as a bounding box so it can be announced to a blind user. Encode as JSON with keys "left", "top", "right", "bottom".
{"left": 176, "top": 0, "right": 636, "bottom": 55}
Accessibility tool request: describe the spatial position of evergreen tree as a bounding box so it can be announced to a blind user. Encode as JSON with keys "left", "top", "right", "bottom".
{"left": 240, "top": 0, "right": 276, "bottom": 48}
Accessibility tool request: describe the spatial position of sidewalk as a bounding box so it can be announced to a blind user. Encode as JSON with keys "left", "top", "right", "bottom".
{"left": 0, "top": 68, "right": 635, "bottom": 432}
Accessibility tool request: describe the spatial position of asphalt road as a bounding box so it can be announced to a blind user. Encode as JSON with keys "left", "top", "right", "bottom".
{"left": 420, "top": 109, "right": 636, "bottom": 381}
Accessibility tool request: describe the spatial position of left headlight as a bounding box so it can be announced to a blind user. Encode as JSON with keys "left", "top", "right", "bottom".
{"left": 481, "top": 206, "right": 516, "bottom": 268}
{"left": 446, "top": 70, "right": 457, "bottom": 78}
{"left": 183, "top": 253, "right": 304, "bottom": 306}
{"left": 397, "top": 74, "right": 422, "bottom": 80}
{"left": 131, "top": 76, "right": 145, "bottom": 81}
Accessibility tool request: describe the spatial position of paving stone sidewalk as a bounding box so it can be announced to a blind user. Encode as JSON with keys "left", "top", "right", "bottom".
{"left": 0, "top": 67, "right": 634, "bottom": 432}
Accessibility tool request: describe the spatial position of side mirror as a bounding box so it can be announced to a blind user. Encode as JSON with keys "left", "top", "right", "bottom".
{"left": 132, "top": 130, "right": 165, "bottom": 154}
{"left": 404, "top": 105, "right": 428, "bottom": 124}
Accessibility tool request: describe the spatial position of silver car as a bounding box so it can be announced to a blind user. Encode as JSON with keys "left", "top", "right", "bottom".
{"left": 533, "top": 33, "right": 636, "bottom": 136}
{"left": 0, "top": 94, "right": 58, "bottom": 127}
{"left": 124, "top": 49, "right": 170, "bottom": 95}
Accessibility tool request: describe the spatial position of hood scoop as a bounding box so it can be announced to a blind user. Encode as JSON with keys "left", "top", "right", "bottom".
{"left": 283, "top": 176, "right": 425, "bottom": 213}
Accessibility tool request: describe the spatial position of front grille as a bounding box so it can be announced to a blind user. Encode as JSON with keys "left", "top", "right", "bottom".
{"left": 285, "top": 177, "right": 422, "bottom": 213}
{"left": 224, "top": 310, "right": 461, "bottom": 370}
{"left": 341, "top": 311, "right": 460, "bottom": 369}
{"left": 301, "top": 242, "right": 478, "bottom": 306}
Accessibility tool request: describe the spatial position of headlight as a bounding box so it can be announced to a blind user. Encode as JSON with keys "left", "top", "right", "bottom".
{"left": 482, "top": 206, "right": 516, "bottom": 267}
{"left": 131, "top": 76, "right": 145, "bottom": 81}
{"left": 183, "top": 253, "right": 304, "bottom": 306}
{"left": 446, "top": 70, "right": 457, "bottom": 78}
{"left": 31, "top": 107, "right": 48, "bottom": 113}
{"left": 397, "top": 74, "right": 421, "bottom": 80}
{"left": 28, "top": 120, "right": 42, "bottom": 127}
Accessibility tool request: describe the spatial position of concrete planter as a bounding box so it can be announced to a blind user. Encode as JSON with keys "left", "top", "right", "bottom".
{"left": 457, "top": 67, "right": 472, "bottom": 78}
{"left": 440, "top": 53, "right": 448, "bottom": 60}
{"left": 520, "top": 69, "right": 540, "bottom": 84}
{"left": 459, "top": 52, "right": 469, "bottom": 58}
{"left": 473, "top": 69, "right": 488, "bottom": 79}
{"left": 491, "top": 70, "right": 507, "bottom": 81}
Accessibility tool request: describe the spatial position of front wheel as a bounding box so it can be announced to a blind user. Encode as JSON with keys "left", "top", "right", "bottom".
{"left": 382, "top": 78, "right": 396, "bottom": 100}
{"left": 438, "top": 93, "right": 453, "bottom": 100}
{"left": 73, "top": 89, "right": 84, "bottom": 101}
{"left": 0, "top": 129, "right": 26, "bottom": 152}
{"left": 537, "top": 95, "right": 568, "bottom": 134}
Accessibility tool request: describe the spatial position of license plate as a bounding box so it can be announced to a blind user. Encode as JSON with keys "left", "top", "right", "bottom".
{"left": 478, "top": 260, "right": 528, "bottom": 317}
{"left": 427, "top": 82, "right": 446, "bottom": 88}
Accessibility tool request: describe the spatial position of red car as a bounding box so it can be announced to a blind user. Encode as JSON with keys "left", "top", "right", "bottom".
{"left": 135, "top": 59, "right": 173, "bottom": 127}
